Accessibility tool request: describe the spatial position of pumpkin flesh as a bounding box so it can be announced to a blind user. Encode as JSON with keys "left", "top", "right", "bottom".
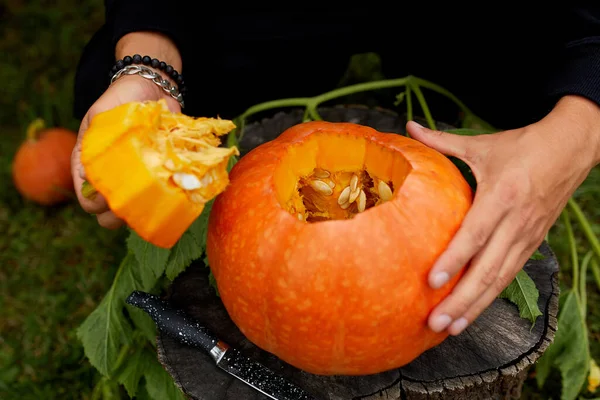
{"left": 81, "top": 100, "right": 238, "bottom": 248}
{"left": 207, "top": 121, "right": 473, "bottom": 375}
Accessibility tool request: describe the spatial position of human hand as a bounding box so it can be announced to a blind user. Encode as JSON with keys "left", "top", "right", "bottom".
{"left": 406, "top": 95, "right": 600, "bottom": 336}
{"left": 71, "top": 75, "right": 181, "bottom": 229}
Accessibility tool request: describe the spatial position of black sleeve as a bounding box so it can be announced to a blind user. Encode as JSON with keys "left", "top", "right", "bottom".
{"left": 546, "top": 5, "right": 600, "bottom": 107}
{"left": 73, "top": 0, "right": 188, "bottom": 120}
{"left": 103, "top": 0, "right": 187, "bottom": 53}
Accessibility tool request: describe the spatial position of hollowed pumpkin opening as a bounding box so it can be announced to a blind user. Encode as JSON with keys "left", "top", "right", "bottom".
{"left": 273, "top": 132, "right": 413, "bottom": 222}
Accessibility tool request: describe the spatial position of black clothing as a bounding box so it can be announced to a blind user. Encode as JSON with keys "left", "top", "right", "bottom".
{"left": 74, "top": 5, "right": 600, "bottom": 130}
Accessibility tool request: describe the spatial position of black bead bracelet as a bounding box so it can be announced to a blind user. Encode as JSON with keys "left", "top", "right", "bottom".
{"left": 109, "top": 54, "right": 186, "bottom": 95}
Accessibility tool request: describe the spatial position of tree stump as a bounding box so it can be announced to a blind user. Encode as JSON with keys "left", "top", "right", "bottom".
{"left": 156, "top": 107, "right": 560, "bottom": 400}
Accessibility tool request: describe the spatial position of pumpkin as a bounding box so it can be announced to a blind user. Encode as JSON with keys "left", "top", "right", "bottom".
{"left": 12, "top": 118, "right": 78, "bottom": 206}
{"left": 80, "top": 100, "right": 238, "bottom": 248}
{"left": 206, "top": 121, "right": 473, "bottom": 375}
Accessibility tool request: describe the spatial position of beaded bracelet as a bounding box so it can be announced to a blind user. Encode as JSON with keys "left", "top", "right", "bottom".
{"left": 109, "top": 54, "right": 186, "bottom": 108}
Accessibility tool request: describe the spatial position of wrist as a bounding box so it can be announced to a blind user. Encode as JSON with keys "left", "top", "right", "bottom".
{"left": 116, "top": 31, "right": 182, "bottom": 73}
{"left": 543, "top": 95, "right": 600, "bottom": 167}
{"left": 113, "top": 31, "right": 185, "bottom": 107}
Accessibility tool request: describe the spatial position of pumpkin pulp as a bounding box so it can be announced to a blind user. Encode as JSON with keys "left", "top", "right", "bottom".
{"left": 274, "top": 132, "right": 411, "bottom": 221}
{"left": 81, "top": 100, "right": 239, "bottom": 248}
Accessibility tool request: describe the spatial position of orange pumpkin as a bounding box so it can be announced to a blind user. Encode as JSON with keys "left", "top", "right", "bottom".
{"left": 206, "top": 121, "right": 473, "bottom": 375}
{"left": 80, "top": 100, "right": 238, "bottom": 248}
{"left": 12, "top": 119, "right": 78, "bottom": 206}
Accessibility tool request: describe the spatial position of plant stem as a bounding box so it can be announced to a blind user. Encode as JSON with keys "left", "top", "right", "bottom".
{"left": 235, "top": 77, "right": 412, "bottom": 133}
{"left": 26, "top": 118, "right": 45, "bottom": 141}
{"left": 561, "top": 208, "right": 579, "bottom": 292}
{"left": 314, "top": 78, "right": 410, "bottom": 104}
{"left": 591, "top": 257, "right": 600, "bottom": 291}
{"left": 307, "top": 100, "right": 323, "bottom": 121}
{"left": 232, "top": 75, "right": 495, "bottom": 140}
{"left": 110, "top": 343, "right": 131, "bottom": 378}
{"left": 409, "top": 81, "right": 437, "bottom": 130}
{"left": 568, "top": 198, "right": 600, "bottom": 262}
{"left": 302, "top": 107, "right": 311, "bottom": 122}
{"left": 239, "top": 98, "right": 309, "bottom": 120}
{"left": 413, "top": 77, "right": 477, "bottom": 119}
{"left": 91, "top": 377, "right": 107, "bottom": 400}
{"left": 580, "top": 251, "right": 593, "bottom": 316}
{"left": 406, "top": 86, "right": 413, "bottom": 123}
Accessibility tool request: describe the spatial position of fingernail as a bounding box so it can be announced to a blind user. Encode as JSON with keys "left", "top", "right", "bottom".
{"left": 449, "top": 317, "right": 469, "bottom": 335}
{"left": 430, "top": 271, "right": 449, "bottom": 289}
{"left": 430, "top": 314, "right": 452, "bottom": 332}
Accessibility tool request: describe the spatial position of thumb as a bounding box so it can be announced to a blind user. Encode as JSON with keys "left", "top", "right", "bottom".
{"left": 164, "top": 96, "right": 182, "bottom": 114}
{"left": 406, "top": 120, "right": 471, "bottom": 160}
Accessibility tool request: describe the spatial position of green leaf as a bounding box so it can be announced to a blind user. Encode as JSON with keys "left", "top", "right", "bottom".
{"left": 143, "top": 349, "right": 186, "bottom": 400}
{"left": 445, "top": 127, "right": 497, "bottom": 136}
{"left": 165, "top": 231, "right": 203, "bottom": 281}
{"left": 443, "top": 127, "right": 498, "bottom": 192}
{"left": 77, "top": 251, "right": 159, "bottom": 377}
{"left": 208, "top": 271, "right": 220, "bottom": 297}
{"left": 76, "top": 253, "right": 138, "bottom": 376}
{"left": 126, "top": 307, "right": 157, "bottom": 344}
{"left": 448, "top": 156, "right": 477, "bottom": 191}
{"left": 498, "top": 269, "right": 542, "bottom": 327}
{"left": 187, "top": 200, "right": 213, "bottom": 251}
{"left": 460, "top": 113, "right": 497, "bottom": 132}
{"left": 127, "top": 230, "right": 170, "bottom": 289}
{"left": 530, "top": 249, "right": 546, "bottom": 260}
{"left": 165, "top": 202, "right": 214, "bottom": 281}
{"left": 115, "top": 345, "right": 147, "bottom": 398}
{"left": 536, "top": 290, "right": 590, "bottom": 400}
{"left": 100, "top": 378, "right": 122, "bottom": 400}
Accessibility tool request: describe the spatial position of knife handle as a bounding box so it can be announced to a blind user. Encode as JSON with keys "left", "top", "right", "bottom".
{"left": 126, "top": 290, "right": 219, "bottom": 354}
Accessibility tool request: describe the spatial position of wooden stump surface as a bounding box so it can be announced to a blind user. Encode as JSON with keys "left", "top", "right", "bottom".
{"left": 156, "top": 107, "right": 560, "bottom": 400}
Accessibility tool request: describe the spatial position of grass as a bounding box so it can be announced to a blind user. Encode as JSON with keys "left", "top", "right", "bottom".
{"left": 0, "top": 1, "right": 599, "bottom": 399}
{"left": 0, "top": 2, "right": 127, "bottom": 399}
{"left": 0, "top": 129, "right": 127, "bottom": 399}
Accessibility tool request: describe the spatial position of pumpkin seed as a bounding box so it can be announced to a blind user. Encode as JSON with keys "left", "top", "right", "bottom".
{"left": 348, "top": 187, "right": 360, "bottom": 203}
{"left": 164, "top": 158, "right": 177, "bottom": 171}
{"left": 378, "top": 180, "right": 393, "bottom": 201}
{"left": 339, "top": 200, "right": 351, "bottom": 210}
{"left": 338, "top": 186, "right": 351, "bottom": 205}
{"left": 172, "top": 172, "right": 202, "bottom": 190}
{"left": 199, "top": 173, "right": 214, "bottom": 186}
{"left": 190, "top": 192, "right": 207, "bottom": 204}
{"left": 310, "top": 179, "right": 333, "bottom": 195}
{"left": 350, "top": 175, "right": 359, "bottom": 192}
{"left": 357, "top": 190, "right": 366, "bottom": 212}
{"left": 326, "top": 179, "right": 336, "bottom": 189}
{"left": 313, "top": 168, "right": 330, "bottom": 179}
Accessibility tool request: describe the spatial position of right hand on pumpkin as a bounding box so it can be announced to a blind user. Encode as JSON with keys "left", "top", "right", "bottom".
{"left": 71, "top": 76, "right": 181, "bottom": 229}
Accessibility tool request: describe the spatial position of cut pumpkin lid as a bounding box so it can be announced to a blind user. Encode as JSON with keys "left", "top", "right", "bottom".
{"left": 81, "top": 99, "right": 239, "bottom": 249}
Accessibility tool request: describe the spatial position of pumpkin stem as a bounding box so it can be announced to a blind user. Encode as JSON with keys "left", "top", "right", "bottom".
{"left": 81, "top": 180, "right": 97, "bottom": 200}
{"left": 26, "top": 118, "right": 46, "bottom": 141}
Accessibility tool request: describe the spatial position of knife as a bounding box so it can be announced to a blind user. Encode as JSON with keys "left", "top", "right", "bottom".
{"left": 126, "top": 290, "right": 317, "bottom": 400}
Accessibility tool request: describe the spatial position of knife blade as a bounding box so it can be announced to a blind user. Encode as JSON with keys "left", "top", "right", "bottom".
{"left": 126, "top": 290, "right": 317, "bottom": 400}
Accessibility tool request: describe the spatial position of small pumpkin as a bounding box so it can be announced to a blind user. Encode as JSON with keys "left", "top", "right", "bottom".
{"left": 80, "top": 100, "right": 238, "bottom": 248}
{"left": 12, "top": 119, "right": 78, "bottom": 206}
{"left": 207, "top": 121, "right": 473, "bottom": 375}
